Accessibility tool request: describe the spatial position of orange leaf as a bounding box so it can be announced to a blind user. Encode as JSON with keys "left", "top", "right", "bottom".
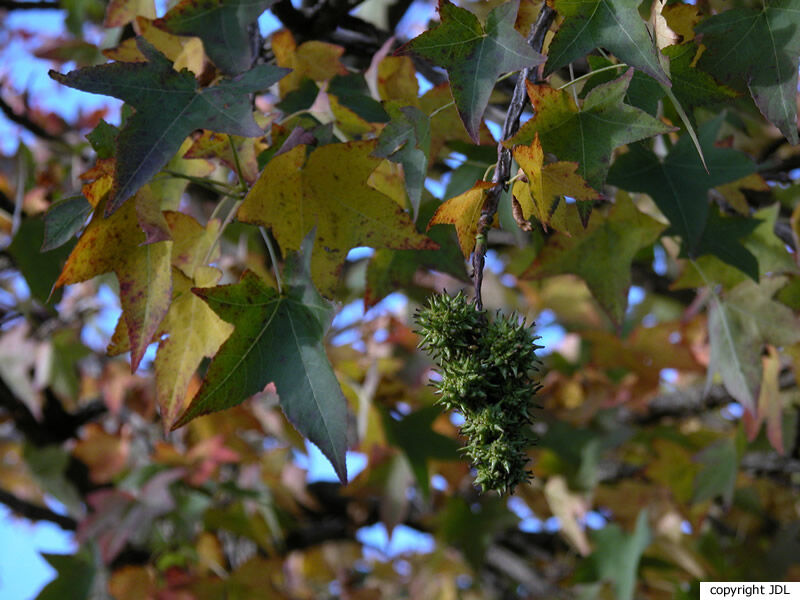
{"left": 428, "top": 181, "right": 494, "bottom": 258}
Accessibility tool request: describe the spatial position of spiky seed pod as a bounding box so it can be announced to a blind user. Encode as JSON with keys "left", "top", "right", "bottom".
{"left": 414, "top": 292, "right": 542, "bottom": 495}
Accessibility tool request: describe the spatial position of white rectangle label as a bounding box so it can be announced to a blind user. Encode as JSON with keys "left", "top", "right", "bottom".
{"left": 700, "top": 583, "right": 800, "bottom": 600}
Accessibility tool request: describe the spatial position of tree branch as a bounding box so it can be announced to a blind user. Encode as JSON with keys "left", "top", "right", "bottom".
{"left": 472, "top": 5, "right": 556, "bottom": 309}
{"left": 0, "top": 488, "right": 77, "bottom": 530}
{"left": 0, "top": 0, "right": 60, "bottom": 9}
{"left": 0, "top": 94, "right": 62, "bottom": 143}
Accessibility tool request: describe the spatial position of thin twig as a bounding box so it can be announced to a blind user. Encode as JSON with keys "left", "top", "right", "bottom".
{"left": 471, "top": 4, "right": 556, "bottom": 310}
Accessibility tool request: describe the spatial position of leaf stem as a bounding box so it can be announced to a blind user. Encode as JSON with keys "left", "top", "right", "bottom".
{"left": 557, "top": 63, "right": 628, "bottom": 91}
{"left": 203, "top": 198, "right": 243, "bottom": 266}
{"left": 227, "top": 135, "right": 249, "bottom": 192}
{"left": 428, "top": 100, "right": 455, "bottom": 119}
{"left": 260, "top": 227, "right": 283, "bottom": 295}
{"left": 162, "top": 170, "right": 236, "bottom": 195}
{"left": 567, "top": 64, "right": 580, "bottom": 105}
{"left": 278, "top": 108, "right": 312, "bottom": 125}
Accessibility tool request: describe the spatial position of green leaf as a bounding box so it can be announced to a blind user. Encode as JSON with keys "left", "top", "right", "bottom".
{"left": 696, "top": 0, "right": 800, "bottom": 144}
{"left": 42, "top": 195, "right": 92, "bottom": 252}
{"left": 175, "top": 271, "right": 349, "bottom": 483}
{"left": 583, "top": 56, "right": 664, "bottom": 116}
{"left": 381, "top": 405, "right": 460, "bottom": 496}
{"left": 521, "top": 193, "right": 666, "bottom": 325}
{"left": 8, "top": 217, "right": 74, "bottom": 303}
{"left": 405, "top": 0, "right": 544, "bottom": 142}
{"left": 509, "top": 70, "right": 674, "bottom": 199}
{"left": 707, "top": 276, "right": 800, "bottom": 414}
{"left": 85, "top": 119, "right": 119, "bottom": 159}
{"left": 546, "top": 0, "right": 670, "bottom": 86}
{"left": 372, "top": 105, "right": 431, "bottom": 221}
{"left": 673, "top": 204, "right": 797, "bottom": 290}
{"left": 328, "top": 74, "right": 390, "bottom": 124}
{"left": 693, "top": 438, "right": 738, "bottom": 505}
{"left": 691, "top": 210, "right": 761, "bottom": 282}
{"left": 607, "top": 115, "right": 756, "bottom": 253}
{"left": 663, "top": 44, "right": 739, "bottom": 112}
{"left": 49, "top": 38, "right": 288, "bottom": 214}
{"left": 36, "top": 547, "right": 96, "bottom": 600}
{"left": 154, "top": 0, "right": 275, "bottom": 75}
{"left": 707, "top": 294, "right": 763, "bottom": 415}
{"left": 585, "top": 510, "right": 651, "bottom": 600}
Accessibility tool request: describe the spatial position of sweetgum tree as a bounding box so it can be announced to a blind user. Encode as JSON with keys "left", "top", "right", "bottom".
{"left": 1, "top": 0, "right": 800, "bottom": 596}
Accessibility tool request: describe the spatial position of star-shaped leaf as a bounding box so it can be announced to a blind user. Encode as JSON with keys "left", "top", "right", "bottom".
{"left": 511, "top": 133, "right": 598, "bottom": 231}
{"left": 404, "top": 0, "right": 545, "bottom": 142}
{"left": 520, "top": 193, "right": 666, "bottom": 324}
{"left": 428, "top": 181, "right": 494, "bottom": 257}
{"left": 691, "top": 209, "right": 761, "bottom": 282}
{"left": 696, "top": 0, "right": 800, "bottom": 144}
{"left": 546, "top": 0, "right": 670, "bottom": 86}
{"left": 154, "top": 0, "right": 276, "bottom": 74}
{"left": 238, "top": 141, "right": 437, "bottom": 297}
{"left": 49, "top": 38, "right": 289, "bottom": 214}
{"left": 608, "top": 115, "right": 756, "bottom": 254}
{"left": 508, "top": 70, "right": 673, "bottom": 220}
{"left": 663, "top": 44, "right": 739, "bottom": 112}
{"left": 372, "top": 104, "right": 431, "bottom": 221}
{"left": 55, "top": 190, "right": 172, "bottom": 371}
{"left": 174, "top": 271, "right": 349, "bottom": 483}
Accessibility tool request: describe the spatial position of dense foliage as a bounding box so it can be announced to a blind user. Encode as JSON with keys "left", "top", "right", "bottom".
{"left": 1, "top": 0, "right": 800, "bottom": 597}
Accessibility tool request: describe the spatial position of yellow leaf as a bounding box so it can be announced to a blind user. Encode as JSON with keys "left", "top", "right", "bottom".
{"left": 715, "top": 173, "right": 769, "bottom": 215}
{"left": 512, "top": 133, "right": 597, "bottom": 232}
{"left": 154, "top": 268, "right": 233, "bottom": 432}
{"left": 56, "top": 193, "right": 172, "bottom": 371}
{"left": 662, "top": 2, "right": 701, "bottom": 43}
{"left": 239, "top": 141, "right": 437, "bottom": 295}
{"left": 377, "top": 56, "right": 419, "bottom": 105}
{"left": 745, "top": 345, "right": 784, "bottom": 453}
{"left": 104, "top": 0, "right": 155, "bottom": 28}
{"left": 544, "top": 476, "right": 591, "bottom": 556}
{"left": 80, "top": 157, "right": 114, "bottom": 208}
{"left": 167, "top": 211, "right": 221, "bottom": 278}
{"left": 183, "top": 132, "right": 265, "bottom": 184}
{"left": 328, "top": 94, "right": 378, "bottom": 137}
{"left": 107, "top": 211, "right": 220, "bottom": 354}
{"left": 428, "top": 181, "right": 494, "bottom": 258}
{"left": 104, "top": 17, "right": 205, "bottom": 75}
{"left": 272, "top": 29, "right": 346, "bottom": 95}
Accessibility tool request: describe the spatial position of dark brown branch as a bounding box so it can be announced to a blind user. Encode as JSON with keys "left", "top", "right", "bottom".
{"left": 0, "top": 488, "right": 77, "bottom": 530}
{"left": 0, "top": 372, "right": 106, "bottom": 446}
{"left": 472, "top": 5, "right": 556, "bottom": 309}
{"left": 0, "top": 0, "right": 60, "bottom": 8}
{"left": 0, "top": 94, "right": 62, "bottom": 143}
